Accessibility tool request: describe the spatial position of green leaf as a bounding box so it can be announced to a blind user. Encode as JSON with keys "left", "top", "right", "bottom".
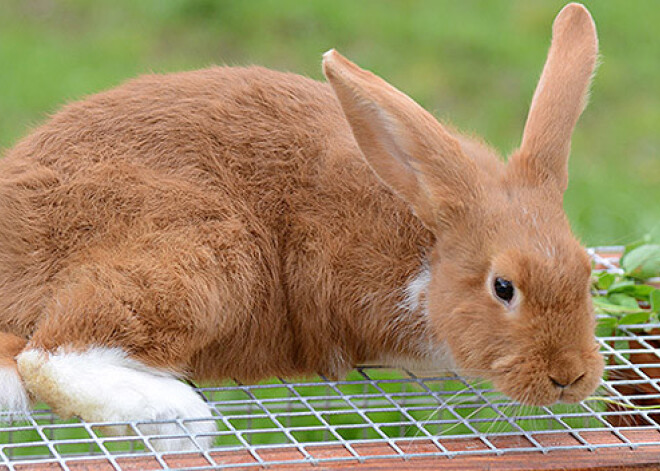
{"left": 614, "top": 339, "right": 630, "bottom": 351}
{"left": 627, "top": 284, "right": 656, "bottom": 300}
{"left": 621, "top": 236, "right": 652, "bottom": 266}
{"left": 596, "top": 317, "right": 617, "bottom": 337}
{"left": 613, "top": 339, "right": 631, "bottom": 363}
{"left": 593, "top": 296, "right": 623, "bottom": 311}
{"left": 651, "top": 289, "right": 660, "bottom": 314}
{"left": 596, "top": 272, "right": 616, "bottom": 290}
{"left": 593, "top": 296, "right": 643, "bottom": 314}
{"left": 607, "top": 282, "right": 655, "bottom": 300}
{"left": 597, "top": 317, "right": 617, "bottom": 328}
{"left": 619, "top": 312, "right": 651, "bottom": 325}
{"left": 593, "top": 296, "right": 614, "bottom": 306}
{"left": 625, "top": 236, "right": 652, "bottom": 251}
{"left": 622, "top": 244, "right": 660, "bottom": 280}
{"left": 595, "top": 323, "right": 615, "bottom": 338}
{"left": 645, "top": 312, "right": 659, "bottom": 332}
{"left": 608, "top": 293, "right": 641, "bottom": 310}
{"left": 607, "top": 280, "right": 636, "bottom": 294}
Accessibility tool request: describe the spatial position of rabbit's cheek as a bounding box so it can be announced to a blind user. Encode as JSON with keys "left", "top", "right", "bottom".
{"left": 431, "top": 300, "right": 515, "bottom": 376}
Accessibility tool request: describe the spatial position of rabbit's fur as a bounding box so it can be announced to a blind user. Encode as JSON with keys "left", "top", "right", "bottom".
{"left": 0, "top": 3, "right": 603, "bottom": 444}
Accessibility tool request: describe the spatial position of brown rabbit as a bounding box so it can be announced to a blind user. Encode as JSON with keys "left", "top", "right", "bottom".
{"left": 0, "top": 3, "right": 603, "bottom": 450}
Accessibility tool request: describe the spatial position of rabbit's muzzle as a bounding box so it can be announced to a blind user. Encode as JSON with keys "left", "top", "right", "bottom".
{"left": 490, "top": 344, "right": 604, "bottom": 406}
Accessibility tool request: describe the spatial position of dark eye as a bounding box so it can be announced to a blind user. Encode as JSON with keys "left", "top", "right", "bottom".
{"left": 494, "top": 277, "right": 515, "bottom": 304}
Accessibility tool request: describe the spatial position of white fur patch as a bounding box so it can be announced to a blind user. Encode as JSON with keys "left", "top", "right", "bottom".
{"left": 381, "top": 264, "right": 457, "bottom": 374}
{"left": 400, "top": 265, "right": 431, "bottom": 313}
{"left": 0, "top": 366, "right": 30, "bottom": 415}
{"left": 17, "top": 348, "right": 215, "bottom": 451}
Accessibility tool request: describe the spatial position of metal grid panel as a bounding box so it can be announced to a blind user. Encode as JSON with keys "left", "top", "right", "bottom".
{"left": 2, "top": 247, "right": 660, "bottom": 470}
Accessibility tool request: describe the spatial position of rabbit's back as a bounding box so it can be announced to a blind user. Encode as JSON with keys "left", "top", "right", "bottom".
{"left": 7, "top": 66, "right": 349, "bottom": 213}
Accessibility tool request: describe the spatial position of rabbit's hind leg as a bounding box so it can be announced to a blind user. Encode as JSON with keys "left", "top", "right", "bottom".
{"left": 13, "top": 240, "right": 238, "bottom": 451}
{"left": 0, "top": 332, "right": 30, "bottom": 414}
{"left": 17, "top": 347, "right": 215, "bottom": 451}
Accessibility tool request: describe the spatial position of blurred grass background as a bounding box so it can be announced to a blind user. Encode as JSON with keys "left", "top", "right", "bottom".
{"left": 0, "top": 0, "right": 657, "bottom": 245}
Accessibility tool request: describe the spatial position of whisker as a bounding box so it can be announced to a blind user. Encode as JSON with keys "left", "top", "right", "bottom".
{"left": 438, "top": 402, "right": 493, "bottom": 437}
{"left": 404, "top": 379, "right": 491, "bottom": 451}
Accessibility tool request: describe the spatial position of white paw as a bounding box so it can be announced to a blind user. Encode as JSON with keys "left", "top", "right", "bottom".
{"left": 0, "top": 365, "right": 30, "bottom": 417}
{"left": 17, "top": 348, "right": 216, "bottom": 451}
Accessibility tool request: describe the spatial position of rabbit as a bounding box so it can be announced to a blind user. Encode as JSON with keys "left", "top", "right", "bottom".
{"left": 0, "top": 3, "right": 603, "bottom": 451}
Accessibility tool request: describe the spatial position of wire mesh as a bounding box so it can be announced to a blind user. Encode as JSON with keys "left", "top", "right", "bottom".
{"left": 2, "top": 246, "right": 660, "bottom": 470}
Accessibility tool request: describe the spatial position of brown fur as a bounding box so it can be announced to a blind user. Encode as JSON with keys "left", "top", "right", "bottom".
{"left": 0, "top": 333, "right": 26, "bottom": 369}
{"left": 0, "top": 3, "right": 602, "bottom": 407}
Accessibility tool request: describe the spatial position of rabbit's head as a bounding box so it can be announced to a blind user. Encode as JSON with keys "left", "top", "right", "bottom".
{"left": 324, "top": 3, "right": 603, "bottom": 406}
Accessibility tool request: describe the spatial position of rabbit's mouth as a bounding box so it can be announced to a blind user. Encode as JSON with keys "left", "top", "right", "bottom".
{"left": 489, "top": 350, "right": 604, "bottom": 407}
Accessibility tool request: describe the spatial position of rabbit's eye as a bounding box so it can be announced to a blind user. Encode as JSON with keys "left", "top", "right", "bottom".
{"left": 494, "top": 277, "right": 514, "bottom": 304}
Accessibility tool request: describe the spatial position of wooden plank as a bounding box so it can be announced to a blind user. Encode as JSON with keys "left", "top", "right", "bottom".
{"left": 5, "top": 430, "right": 660, "bottom": 471}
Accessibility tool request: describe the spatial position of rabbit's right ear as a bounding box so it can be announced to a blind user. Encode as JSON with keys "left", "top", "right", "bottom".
{"left": 323, "top": 50, "right": 481, "bottom": 232}
{"left": 512, "top": 3, "right": 598, "bottom": 192}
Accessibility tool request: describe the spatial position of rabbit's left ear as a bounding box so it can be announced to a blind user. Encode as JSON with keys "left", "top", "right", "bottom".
{"left": 323, "top": 49, "right": 482, "bottom": 231}
{"left": 512, "top": 3, "right": 598, "bottom": 192}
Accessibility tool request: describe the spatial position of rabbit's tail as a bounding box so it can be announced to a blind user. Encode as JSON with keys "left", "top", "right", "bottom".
{"left": 0, "top": 332, "right": 31, "bottom": 414}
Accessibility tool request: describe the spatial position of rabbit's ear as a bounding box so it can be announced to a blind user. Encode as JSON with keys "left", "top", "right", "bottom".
{"left": 323, "top": 49, "right": 481, "bottom": 231}
{"left": 513, "top": 3, "right": 598, "bottom": 192}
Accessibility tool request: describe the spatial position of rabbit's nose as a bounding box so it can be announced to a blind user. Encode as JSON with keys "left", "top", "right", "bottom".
{"left": 549, "top": 372, "right": 585, "bottom": 389}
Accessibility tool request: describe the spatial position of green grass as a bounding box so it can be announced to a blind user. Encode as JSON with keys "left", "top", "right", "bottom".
{"left": 0, "top": 0, "right": 657, "bottom": 245}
